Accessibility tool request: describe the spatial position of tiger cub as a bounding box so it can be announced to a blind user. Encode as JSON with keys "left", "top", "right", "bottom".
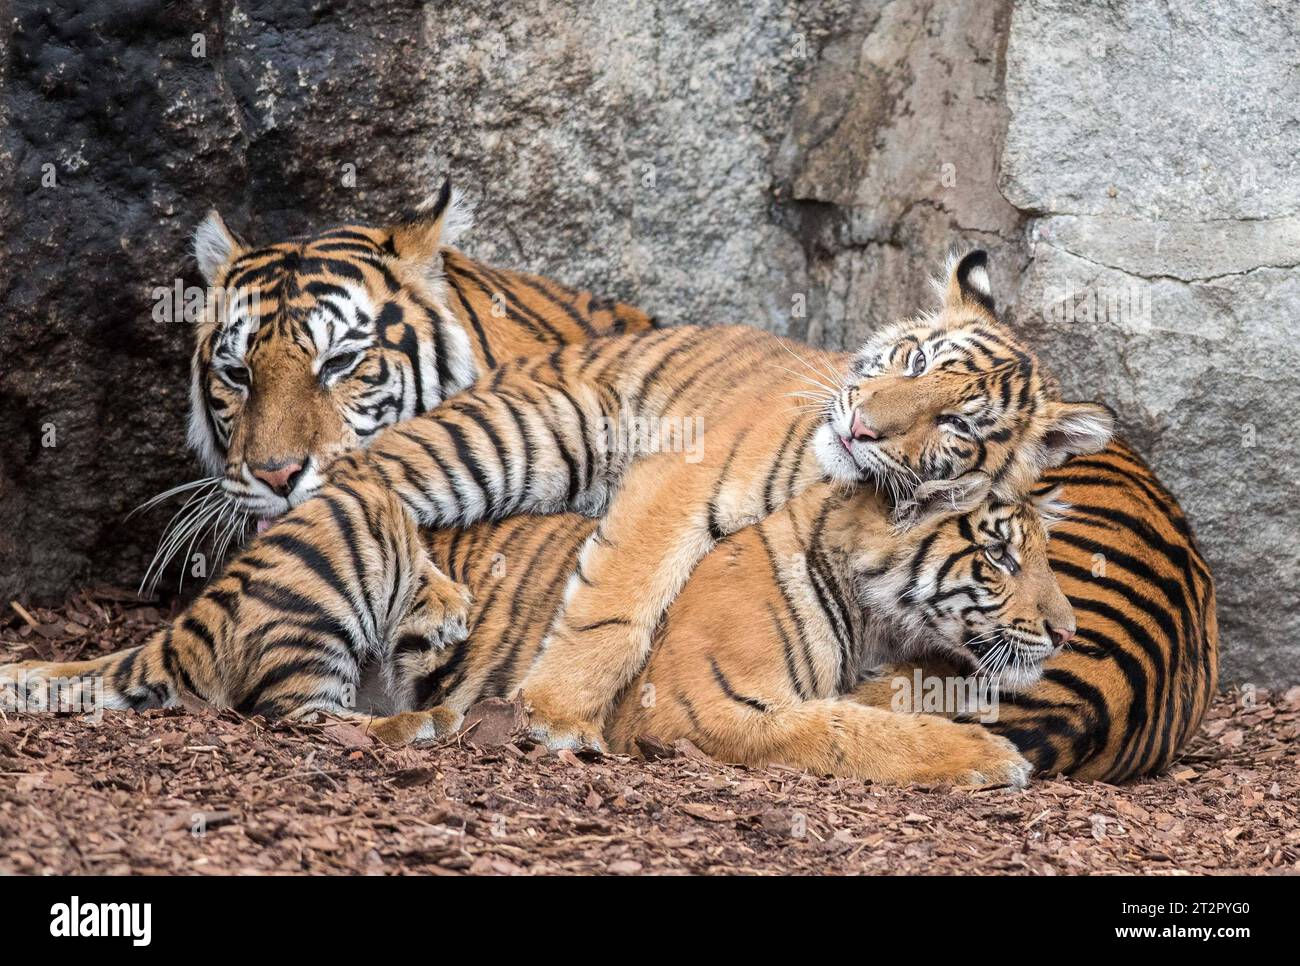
{"left": 604, "top": 474, "right": 1069, "bottom": 784}
{"left": 849, "top": 438, "right": 1218, "bottom": 781}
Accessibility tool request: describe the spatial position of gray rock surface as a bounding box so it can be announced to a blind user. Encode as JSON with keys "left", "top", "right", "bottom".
{"left": 1000, "top": 0, "right": 1300, "bottom": 687}
{"left": 0, "top": 0, "right": 1292, "bottom": 682}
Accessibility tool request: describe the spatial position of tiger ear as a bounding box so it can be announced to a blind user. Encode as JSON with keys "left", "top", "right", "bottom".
{"left": 893, "top": 472, "right": 991, "bottom": 530}
{"left": 1038, "top": 401, "right": 1115, "bottom": 469}
{"left": 1030, "top": 483, "right": 1069, "bottom": 528}
{"left": 389, "top": 177, "right": 474, "bottom": 262}
{"left": 193, "top": 210, "right": 244, "bottom": 286}
{"left": 942, "top": 249, "right": 995, "bottom": 316}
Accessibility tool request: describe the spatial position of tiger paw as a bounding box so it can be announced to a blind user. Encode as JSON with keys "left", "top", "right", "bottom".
{"left": 368, "top": 706, "right": 464, "bottom": 746}
{"left": 524, "top": 702, "right": 607, "bottom": 754}
{"left": 400, "top": 565, "right": 474, "bottom": 650}
{"left": 936, "top": 726, "right": 1032, "bottom": 788}
{"left": 0, "top": 661, "right": 57, "bottom": 713}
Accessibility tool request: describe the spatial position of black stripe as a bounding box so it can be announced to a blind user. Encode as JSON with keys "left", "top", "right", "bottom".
{"left": 709, "top": 658, "right": 769, "bottom": 712}
{"left": 180, "top": 616, "right": 218, "bottom": 656}
{"left": 502, "top": 271, "right": 597, "bottom": 336}
{"left": 443, "top": 267, "right": 496, "bottom": 368}
{"left": 768, "top": 602, "right": 810, "bottom": 700}
{"left": 260, "top": 532, "right": 350, "bottom": 598}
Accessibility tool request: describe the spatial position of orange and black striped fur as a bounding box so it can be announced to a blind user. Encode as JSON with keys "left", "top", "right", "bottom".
{"left": 8, "top": 253, "right": 1112, "bottom": 751}
{"left": 423, "top": 440, "right": 1216, "bottom": 783}
{"left": 145, "top": 179, "right": 652, "bottom": 590}
{"left": 0, "top": 472, "right": 1069, "bottom": 786}
{"left": 308, "top": 252, "right": 1112, "bottom": 749}
{"left": 852, "top": 439, "right": 1217, "bottom": 781}
{"left": 1, "top": 474, "right": 469, "bottom": 743}
{"left": 601, "top": 476, "right": 1078, "bottom": 785}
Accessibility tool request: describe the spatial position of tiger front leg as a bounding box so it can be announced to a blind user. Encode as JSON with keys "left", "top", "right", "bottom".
{"left": 704, "top": 698, "right": 1033, "bottom": 787}
{"left": 518, "top": 460, "right": 720, "bottom": 752}
{"left": 380, "top": 555, "right": 473, "bottom": 729}
{"left": 395, "top": 557, "right": 474, "bottom": 653}
{"left": 0, "top": 635, "right": 184, "bottom": 716}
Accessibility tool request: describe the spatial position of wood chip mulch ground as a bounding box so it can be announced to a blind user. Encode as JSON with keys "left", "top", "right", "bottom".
{"left": 1, "top": 590, "right": 1297, "bottom": 875}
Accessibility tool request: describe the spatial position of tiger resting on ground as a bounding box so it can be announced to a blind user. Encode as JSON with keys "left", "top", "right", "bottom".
{"left": 5, "top": 249, "right": 1170, "bottom": 785}
{"left": 2, "top": 204, "right": 1216, "bottom": 782}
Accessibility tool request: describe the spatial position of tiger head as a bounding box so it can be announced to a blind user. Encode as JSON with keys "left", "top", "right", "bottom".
{"left": 187, "top": 181, "right": 477, "bottom": 522}
{"left": 851, "top": 472, "right": 1074, "bottom": 691}
{"left": 815, "top": 251, "right": 1114, "bottom": 501}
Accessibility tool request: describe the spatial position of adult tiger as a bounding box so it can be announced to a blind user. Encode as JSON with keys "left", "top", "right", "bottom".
{"left": 145, "top": 178, "right": 653, "bottom": 588}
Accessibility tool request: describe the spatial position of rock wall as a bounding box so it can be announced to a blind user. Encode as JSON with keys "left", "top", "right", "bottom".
{"left": 1, "top": 0, "right": 1293, "bottom": 683}
{"left": 1003, "top": 0, "right": 1300, "bottom": 688}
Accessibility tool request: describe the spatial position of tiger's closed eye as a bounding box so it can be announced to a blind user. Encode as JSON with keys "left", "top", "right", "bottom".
{"left": 216, "top": 364, "right": 250, "bottom": 389}
{"left": 937, "top": 414, "right": 973, "bottom": 436}
{"left": 321, "top": 351, "right": 362, "bottom": 381}
{"left": 907, "top": 349, "right": 928, "bottom": 377}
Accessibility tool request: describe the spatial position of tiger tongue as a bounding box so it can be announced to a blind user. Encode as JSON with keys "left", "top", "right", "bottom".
{"left": 256, "top": 517, "right": 274, "bottom": 535}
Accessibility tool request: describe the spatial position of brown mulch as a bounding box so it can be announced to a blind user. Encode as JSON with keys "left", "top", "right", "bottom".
{"left": 1, "top": 592, "right": 1297, "bottom": 875}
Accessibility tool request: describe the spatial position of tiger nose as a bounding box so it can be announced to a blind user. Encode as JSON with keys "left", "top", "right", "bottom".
{"left": 851, "top": 408, "right": 879, "bottom": 441}
{"left": 251, "top": 460, "right": 305, "bottom": 497}
{"left": 1047, "top": 621, "right": 1074, "bottom": 646}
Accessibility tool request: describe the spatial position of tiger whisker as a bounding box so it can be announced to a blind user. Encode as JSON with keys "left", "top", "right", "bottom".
{"left": 128, "top": 477, "right": 222, "bottom": 519}
{"left": 214, "top": 509, "right": 248, "bottom": 567}
{"left": 770, "top": 363, "right": 838, "bottom": 395}
{"left": 141, "top": 501, "right": 216, "bottom": 595}
{"left": 989, "top": 636, "right": 1013, "bottom": 689}
{"left": 149, "top": 483, "right": 221, "bottom": 545}
{"left": 141, "top": 491, "right": 229, "bottom": 595}
{"left": 973, "top": 635, "right": 1009, "bottom": 679}
{"left": 175, "top": 505, "right": 221, "bottom": 593}
{"left": 144, "top": 491, "right": 217, "bottom": 579}
{"left": 183, "top": 499, "right": 248, "bottom": 590}
{"left": 787, "top": 404, "right": 833, "bottom": 415}
{"left": 964, "top": 630, "right": 1001, "bottom": 650}
{"left": 774, "top": 341, "right": 845, "bottom": 392}
{"left": 778, "top": 339, "right": 846, "bottom": 391}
